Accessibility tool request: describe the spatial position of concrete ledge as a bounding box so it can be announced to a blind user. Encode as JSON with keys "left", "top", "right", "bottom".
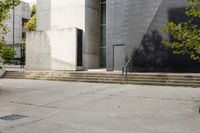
{"left": 0, "top": 69, "right": 6, "bottom": 77}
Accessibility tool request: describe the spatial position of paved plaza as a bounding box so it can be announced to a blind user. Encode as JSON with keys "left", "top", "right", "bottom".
{"left": 0, "top": 79, "right": 200, "bottom": 133}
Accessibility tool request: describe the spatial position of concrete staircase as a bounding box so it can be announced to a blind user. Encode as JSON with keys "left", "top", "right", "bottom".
{"left": 3, "top": 71, "right": 200, "bottom": 87}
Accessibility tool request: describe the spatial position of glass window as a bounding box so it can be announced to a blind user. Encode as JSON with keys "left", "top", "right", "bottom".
{"left": 101, "top": 0, "right": 106, "bottom": 3}
{"left": 100, "top": 0, "right": 106, "bottom": 68}
{"left": 101, "top": 26, "right": 106, "bottom": 47}
{"left": 101, "top": 48, "right": 106, "bottom": 68}
{"left": 101, "top": 4, "right": 106, "bottom": 25}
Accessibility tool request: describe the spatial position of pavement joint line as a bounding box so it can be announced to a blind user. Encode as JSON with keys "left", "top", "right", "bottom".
{"left": 116, "top": 95, "right": 200, "bottom": 103}
{"left": 13, "top": 118, "right": 44, "bottom": 128}
{"left": 42, "top": 89, "right": 128, "bottom": 109}
{"left": 8, "top": 87, "right": 122, "bottom": 111}
{"left": 9, "top": 101, "right": 60, "bottom": 109}
{"left": 43, "top": 88, "right": 105, "bottom": 106}
{"left": 9, "top": 95, "right": 200, "bottom": 115}
{"left": 3, "top": 84, "right": 82, "bottom": 94}
{"left": 9, "top": 92, "right": 120, "bottom": 111}
{"left": 9, "top": 101, "right": 80, "bottom": 110}
{"left": 75, "top": 90, "right": 129, "bottom": 109}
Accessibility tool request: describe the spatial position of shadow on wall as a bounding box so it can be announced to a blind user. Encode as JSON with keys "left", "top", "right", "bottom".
{"left": 131, "top": 30, "right": 171, "bottom": 72}
{"left": 130, "top": 7, "right": 200, "bottom": 73}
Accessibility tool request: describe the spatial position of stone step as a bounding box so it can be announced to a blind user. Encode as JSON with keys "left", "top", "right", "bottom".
{"left": 4, "top": 74, "right": 200, "bottom": 83}
{"left": 4, "top": 71, "right": 200, "bottom": 76}
{"left": 5, "top": 71, "right": 200, "bottom": 79}
{"left": 69, "top": 72, "right": 200, "bottom": 77}
{"left": 3, "top": 71, "right": 200, "bottom": 87}
{"left": 69, "top": 75, "right": 200, "bottom": 81}
{"left": 4, "top": 75, "right": 200, "bottom": 86}
{"left": 47, "top": 78, "right": 200, "bottom": 87}
{"left": 4, "top": 74, "right": 200, "bottom": 82}
{"left": 67, "top": 77, "right": 200, "bottom": 83}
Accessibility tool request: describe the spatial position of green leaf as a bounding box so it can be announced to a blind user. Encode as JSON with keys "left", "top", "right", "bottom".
{"left": 162, "top": 0, "right": 200, "bottom": 62}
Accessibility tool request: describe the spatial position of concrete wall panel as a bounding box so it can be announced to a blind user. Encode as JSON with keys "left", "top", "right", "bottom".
{"left": 37, "top": 0, "right": 85, "bottom": 30}
{"left": 84, "top": 0, "right": 100, "bottom": 69}
{"left": 26, "top": 28, "right": 78, "bottom": 71}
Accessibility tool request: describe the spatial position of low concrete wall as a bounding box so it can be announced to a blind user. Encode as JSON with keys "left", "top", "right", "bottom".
{"left": 26, "top": 28, "right": 78, "bottom": 71}
{"left": 0, "top": 69, "right": 5, "bottom": 77}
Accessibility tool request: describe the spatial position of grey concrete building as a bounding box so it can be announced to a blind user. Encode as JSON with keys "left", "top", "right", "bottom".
{"left": 5, "top": 1, "right": 31, "bottom": 60}
{"left": 26, "top": 0, "right": 200, "bottom": 72}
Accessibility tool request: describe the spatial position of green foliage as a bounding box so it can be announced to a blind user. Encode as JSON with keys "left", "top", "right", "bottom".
{"left": 31, "top": 4, "right": 36, "bottom": 17}
{"left": 0, "top": 0, "right": 20, "bottom": 50}
{"left": 0, "top": 23, "right": 7, "bottom": 49}
{"left": 186, "top": 0, "right": 200, "bottom": 17}
{"left": 25, "top": 4, "right": 36, "bottom": 31}
{"left": 0, "top": 0, "right": 20, "bottom": 64}
{"left": 163, "top": 0, "right": 200, "bottom": 62}
{"left": 25, "top": 15, "right": 36, "bottom": 31}
{"left": 0, "top": 0, "right": 21, "bottom": 23}
{"left": 1, "top": 47, "right": 16, "bottom": 64}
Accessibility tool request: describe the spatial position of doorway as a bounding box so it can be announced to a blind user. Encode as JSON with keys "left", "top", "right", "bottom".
{"left": 77, "top": 29, "right": 83, "bottom": 67}
{"left": 113, "top": 44, "right": 125, "bottom": 70}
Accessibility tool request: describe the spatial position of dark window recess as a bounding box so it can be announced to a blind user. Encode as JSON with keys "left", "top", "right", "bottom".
{"left": 22, "top": 18, "right": 28, "bottom": 27}
{"left": 22, "top": 32, "right": 26, "bottom": 39}
{"left": 77, "top": 29, "right": 83, "bottom": 67}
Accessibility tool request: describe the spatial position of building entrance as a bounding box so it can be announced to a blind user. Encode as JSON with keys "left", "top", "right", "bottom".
{"left": 77, "top": 29, "right": 83, "bottom": 68}
{"left": 113, "top": 45, "right": 125, "bottom": 70}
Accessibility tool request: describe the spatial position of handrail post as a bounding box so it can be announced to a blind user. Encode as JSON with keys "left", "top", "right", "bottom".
{"left": 122, "top": 67, "right": 124, "bottom": 84}
{"left": 126, "top": 67, "right": 128, "bottom": 80}
{"left": 121, "top": 57, "right": 134, "bottom": 84}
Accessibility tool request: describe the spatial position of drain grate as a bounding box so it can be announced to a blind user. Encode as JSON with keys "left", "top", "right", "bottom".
{"left": 0, "top": 114, "right": 28, "bottom": 121}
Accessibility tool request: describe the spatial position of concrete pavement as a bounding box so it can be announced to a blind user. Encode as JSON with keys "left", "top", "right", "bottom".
{"left": 0, "top": 79, "right": 200, "bottom": 133}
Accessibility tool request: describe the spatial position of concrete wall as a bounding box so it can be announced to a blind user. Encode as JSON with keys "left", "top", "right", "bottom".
{"left": 36, "top": 0, "right": 100, "bottom": 70}
{"left": 5, "top": 1, "right": 31, "bottom": 45}
{"left": 106, "top": 0, "right": 200, "bottom": 72}
{"left": 22, "top": 2, "right": 32, "bottom": 19}
{"left": 4, "top": 1, "right": 31, "bottom": 60}
{"left": 5, "top": 4, "right": 23, "bottom": 45}
{"left": 36, "top": 0, "right": 51, "bottom": 30}
{"left": 37, "top": 0, "right": 85, "bottom": 30}
{"left": 26, "top": 28, "right": 78, "bottom": 71}
{"left": 84, "top": 0, "right": 100, "bottom": 69}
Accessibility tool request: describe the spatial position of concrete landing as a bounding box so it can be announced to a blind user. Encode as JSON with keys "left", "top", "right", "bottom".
{"left": 0, "top": 79, "right": 200, "bottom": 133}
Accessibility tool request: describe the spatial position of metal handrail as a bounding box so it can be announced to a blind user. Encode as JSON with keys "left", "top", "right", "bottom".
{"left": 122, "top": 57, "right": 134, "bottom": 83}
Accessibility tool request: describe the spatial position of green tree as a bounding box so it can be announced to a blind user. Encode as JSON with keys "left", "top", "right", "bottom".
{"left": 1, "top": 47, "right": 16, "bottom": 64}
{"left": 25, "top": 4, "right": 36, "bottom": 31}
{"left": 0, "top": 0, "right": 21, "bottom": 48}
{"left": 31, "top": 4, "right": 36, "bottom": 17}
{"left": 0, "top": 0, "right": 20, "bottom": 66}
{"left": 163, "top": 0, "right": 200, "bottom": 62}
